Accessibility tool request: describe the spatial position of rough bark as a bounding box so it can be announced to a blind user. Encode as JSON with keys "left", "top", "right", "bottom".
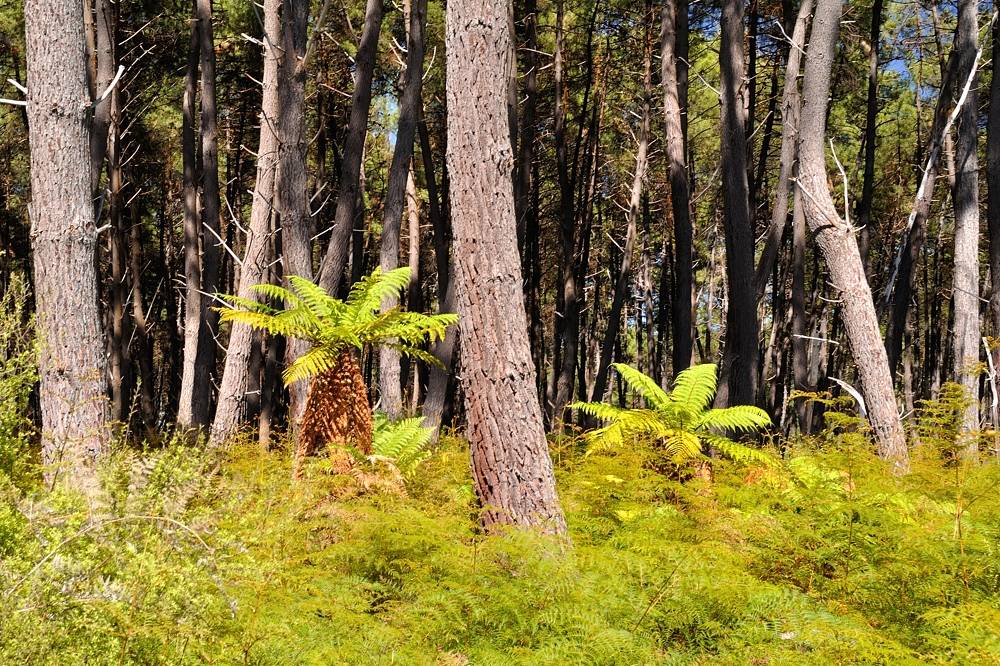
{"left": 275, "top": 0, "right": 312, "bottom": 426}
{"left": 950, "top": 0, "right": 981, "bottom": 436}
{"left": 295, "top": 350, "right": 372, "bottom": 477}
{"left": 717, "top": 0, "right": 759, "bottom": 407}
{"left": 194, "top": 0, "right": 223, "bottom": 422}
{"left": 378, "top": 0, "right": 426, "bottom": 419}
{"left": 177, "top": 6, "right": 209, "bottom": 430}
{"left": 989, "top": 7, "right": 1000, "bottom": 385}
{"left": 796, "top": 0, "right": 908, "bottom": 472}
{"left": 317, "top": 0, "right": 384, "bottom": 295}
{"left": 445, "top": 0, "right": 566, "bottom": 533}
{"left": 25, "top": 0, "right": 110, "bottom": 492}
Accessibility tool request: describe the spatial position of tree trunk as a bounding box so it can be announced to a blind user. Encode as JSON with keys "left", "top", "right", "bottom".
{"left": 25, "top": 0, "right": 110, "bottom": 493}
{"left": 796, "top": 0, "right": 908, "bottom": 472}
{"left": 378, "top": 0, "right": 426, "bottom": 419}
{"left": 177, "top": 10, "right": 207, "bottom": 429}
{"left": 856, "top": 0, "right": 884, "bottom": 274}
{"left": 753, "top": 0, "right": 812, "bottom": 301}
{"left": 988, "top": 6, "right": 1000, "bottom": 387}
{"left": 317, "top": 0, "right": 384, "bottom": 295}
{"left": 445, "top": 0, "right": 566, "bottom": 533}
{"left": 661, "top": 0, "right": 692, "bottom": 375}
{"left": 950, "top": 0, "right": 981, "bottom": 437}
{"left": 275, "top": 0, "right": 312, "bottom": 426}
{"left": 211, "top": 0, "right": 281, "bottom": 444}
{"left": 717, "top": 0, "right": 759, "bottom": 407}
{"left": 194, "top": 0, "right": 223, "bottom": 422}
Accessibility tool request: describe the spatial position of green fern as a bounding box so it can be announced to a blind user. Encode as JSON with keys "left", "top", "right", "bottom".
{"left": 369, "top": 413, "right": 434, "bottom": 478}
{"left": 218, "top": 268, "right": 457, "bottom": 386}
{"left": 572, "top": 363, "right": 774, "bottom": 466}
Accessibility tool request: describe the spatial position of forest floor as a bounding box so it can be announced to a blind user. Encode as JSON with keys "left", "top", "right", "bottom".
{"left": 2, "top": 432, "right": 1000, "bottom": 664}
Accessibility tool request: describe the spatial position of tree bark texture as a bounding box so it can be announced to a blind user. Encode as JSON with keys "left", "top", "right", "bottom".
{"left": 25, "top": 0, "right": 110, "bottom": 492}
{"left": 445, "top": 1, "right": 566, "bottom": 533}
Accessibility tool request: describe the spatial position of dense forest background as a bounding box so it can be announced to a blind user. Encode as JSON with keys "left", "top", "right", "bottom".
{"left": 2, "top": 0, "right": 1000, "bottom": 662}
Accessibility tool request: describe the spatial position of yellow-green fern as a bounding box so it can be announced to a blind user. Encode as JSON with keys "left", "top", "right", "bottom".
{"left": 572, "top": 363, "right": 774, "bottom": 466}
{"left": 218, "top": 267, "right": 457, "bottom": 387}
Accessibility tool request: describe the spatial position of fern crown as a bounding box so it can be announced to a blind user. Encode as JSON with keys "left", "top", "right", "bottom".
{"left": 572, "top": 363, "right": 774, "bottom": 466}
{"left": 218, "top": 267, "right": 457, "bottom": 386}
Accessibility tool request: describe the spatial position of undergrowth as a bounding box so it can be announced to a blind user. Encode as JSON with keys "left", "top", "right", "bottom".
{"left": 0, "top": 382, "right": 999, "bottom": 663}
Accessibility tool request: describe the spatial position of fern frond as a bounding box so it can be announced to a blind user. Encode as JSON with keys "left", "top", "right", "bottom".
{"left": 669, "top": 363, "right": 718, "bottom": 413}
{"left": 660, "top": 429, "right": 705, "bottom": 462}
{"left": 250, "top": 282, "right": 298, "bottom": 305}
{"left": 612, "top": 363, "right": 670, "bottom": 409}
{"left": 371, "top": 413, "right": 433, "bottom": 477}
{"left": 701, "top": 433, "right": 778, "bottom": 467}
{"left": 282, "top": 347, "right": 338, "bottom": 386}
{"left": 693, "top": 406, "right": 771, "bottom": 433}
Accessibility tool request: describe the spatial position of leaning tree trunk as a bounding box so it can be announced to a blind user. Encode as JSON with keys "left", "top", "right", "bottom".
{"left": 753, "top": 0, "right": 812, "bottom": 301}
{"left": 445, "top": 0, "right": 566, "bottom": 534}
{"left": 950, "top": 0, "right": 981, "bottom": 438}
{"left": 716, "top": 0, "right": 759, "bottom": 408}
{"left": 317, "top": 0, "right": 384, "bottom": 295}
{"left": 211, "top": 0, "right": 281, "bottom": 444}
{"left": 796, "top": 0, "right": 908, "bottom": 472}
{"left": 295, "top": 350, "right": 373, "bottom": 477}
{"left": 378, "top": 0, "right": 426, "bottom": 419}
{"left": 25, "top": 0, "right": 110, "bottom": 494}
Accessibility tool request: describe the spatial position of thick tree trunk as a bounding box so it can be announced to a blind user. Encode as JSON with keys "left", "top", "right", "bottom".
{"left": 717, "top": 0, "right": 759, "bottom": 407}
{"left": 25, "top": 0, "right": 110, "bottom": 493}
{"left": 796, "top": 0, "right": 908, "bottom": 472}
{"left": 950, "top": 0, "right": 981, "bottom": 437}
{"left": 211, "top": 0, "right": 281, "bottom": 444}
{"left": 317, "top": 0, "right": 384, "bottom": 295}
{"left": 274, "top": 0, "right": 312, "bottom": 426}
{"left": 661, "top": 0, "right": 692, "bottom": 375}
{"left": 445, "top": 0, "right": 566, "bottom": 533}
{"left": 378, "top": 0, "right": 426, "bottom": 419}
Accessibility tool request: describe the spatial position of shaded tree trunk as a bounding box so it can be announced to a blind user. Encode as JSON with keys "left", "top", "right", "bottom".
{"left": 211, "top": 0, "right": 282, "bottom": 444}
{"left": 856, "top": 0, "right": 884, "bottom": 273}
{"left": 950, "top": 0, "right": 981, "bottom": 437}
{"left": 661, "top": 0, "right": 692, "bottom": 376}
{"left": 25, "top": 0, "right": 110, "bottom": 492}
{"left": 445, "top": 0, "right": 566, "bottom": 533}
{"left": 988, "top": 6, "right": 1000, "bottom": 386}
{"left": 717, "top": 0, "right": 759, "bottom": 407}
{"left": 317, "top": 0, "right": 384, "bottom": 295}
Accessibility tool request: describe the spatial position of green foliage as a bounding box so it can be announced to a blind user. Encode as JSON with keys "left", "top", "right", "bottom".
{"left": 368, "top": 412, "right": 433, "bottom": 478}
{"left": 573, "top": 363, "right": 774, "bottom": 467}
{"left": 219, "top": 268, "right": 457, "bottom": 386}
{"left": 0, "top": 273, "right": 37, "bottom": 487}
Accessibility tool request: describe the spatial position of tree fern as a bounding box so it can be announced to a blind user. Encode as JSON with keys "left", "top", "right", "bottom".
{"left": 572, "top": 363, "right": 775, "bottom": 466}
{"left": 219, "top": 267, "right": 457, "bottom": 387}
